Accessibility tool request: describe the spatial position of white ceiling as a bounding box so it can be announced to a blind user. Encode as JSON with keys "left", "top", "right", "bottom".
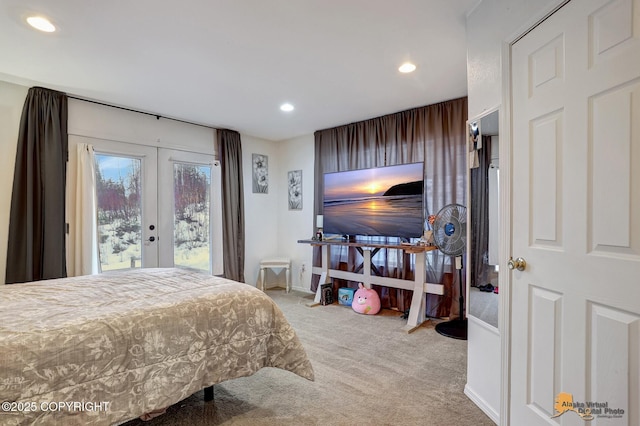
{"left": 0, "top": 0, "right": 476, "bottom": 141}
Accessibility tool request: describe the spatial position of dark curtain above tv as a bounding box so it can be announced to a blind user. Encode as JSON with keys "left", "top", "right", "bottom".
{"left": 5, "top": 87, "right": 68, "bottom": 284}
{"left": 313, "top": 97, "right": 467, "bottom": 318}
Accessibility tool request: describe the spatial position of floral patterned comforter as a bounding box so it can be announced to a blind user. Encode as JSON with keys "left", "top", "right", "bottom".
{"left": 0, "top": 268, "right": 314, "bottom": 425}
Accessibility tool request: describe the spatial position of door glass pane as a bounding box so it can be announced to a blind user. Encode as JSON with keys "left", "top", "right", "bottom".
{"left": 173, "top": 163, "right": 211, "bottom": 272}
{"left": 95, "top": 154, "right": 142, "bottom": 271}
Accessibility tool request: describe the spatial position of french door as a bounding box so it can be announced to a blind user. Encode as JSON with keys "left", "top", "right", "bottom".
{"left": 157, "top": 148, "right": 222, "bottom": 274}
{"left": 93, "top": 141, "right": 158, "bottom": 270}
{"left": 92, "top": 140, "right": 221, "bottom": 274}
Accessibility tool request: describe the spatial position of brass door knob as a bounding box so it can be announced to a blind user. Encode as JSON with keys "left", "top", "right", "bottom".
{"left": 508, "top": 257, "right": 526, "bottom": 271}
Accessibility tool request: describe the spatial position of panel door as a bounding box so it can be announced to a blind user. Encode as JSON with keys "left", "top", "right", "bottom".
{"left": 510, "top": 0, "right": 640, "bottom": 424}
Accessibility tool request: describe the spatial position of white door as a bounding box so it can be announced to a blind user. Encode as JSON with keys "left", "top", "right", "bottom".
{"left": 93, "top": 140, "right": 159, "bottom": 270}
{"left": 510, "top": 0, "right": 640, "bottom": 424}
{"left": 157, "top": 149, "right": 223, "bottom": 275}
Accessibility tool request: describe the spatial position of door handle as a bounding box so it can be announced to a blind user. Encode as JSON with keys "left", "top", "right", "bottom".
{"left": 508, "top": 256, "right": 526, "bottom": 271}
{"left": 147, "top": 236, "right": 156, "bottom": 242}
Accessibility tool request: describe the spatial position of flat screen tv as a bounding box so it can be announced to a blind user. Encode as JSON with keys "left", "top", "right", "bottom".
{"left": 323, "top": 163, "right": 424, "bottom": 239}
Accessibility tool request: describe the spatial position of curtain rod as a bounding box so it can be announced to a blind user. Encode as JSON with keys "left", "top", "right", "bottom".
{"left": 66, "top": 95, "right": 217, "bottom": 131}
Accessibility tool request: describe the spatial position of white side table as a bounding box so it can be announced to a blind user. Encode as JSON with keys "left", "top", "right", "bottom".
{"left": 259, "top": 258, "right": 291, "bottom": 292}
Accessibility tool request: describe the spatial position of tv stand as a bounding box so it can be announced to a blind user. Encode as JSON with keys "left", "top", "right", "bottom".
{"left": 297, "top": 239, "right": 443, "bottom": 333}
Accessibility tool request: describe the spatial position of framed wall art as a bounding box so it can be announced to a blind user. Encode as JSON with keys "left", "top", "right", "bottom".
{"left": 252, "top": 153, "right": 268, "bottom": 193}
{"left": 287, "top": 170, "right": 302, "bottom": 210}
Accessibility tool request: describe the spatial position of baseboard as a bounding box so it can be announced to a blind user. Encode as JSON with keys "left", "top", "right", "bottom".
{"left": 291, "top": 285, "right": 314, "bottom": 294}
{"left": 464, "top": 384, "right": 499, "bottom": 425}
{"left": 468, "top": 314, "right": 499, "bottom": 335}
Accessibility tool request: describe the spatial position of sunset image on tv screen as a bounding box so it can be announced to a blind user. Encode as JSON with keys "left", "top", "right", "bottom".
{"left": 323, "top": 163, "right": 424, "bottom": 238}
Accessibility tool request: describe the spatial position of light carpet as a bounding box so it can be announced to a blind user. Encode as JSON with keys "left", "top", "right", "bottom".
{"left": 123, "top": 289, "right": 495, "bottom": 426}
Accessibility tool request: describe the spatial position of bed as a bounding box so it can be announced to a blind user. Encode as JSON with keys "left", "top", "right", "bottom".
{"left": 0, "top": 268, "right": 314, "bottom": 425}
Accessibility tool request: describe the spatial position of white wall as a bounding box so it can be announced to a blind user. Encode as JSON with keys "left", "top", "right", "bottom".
{"left": 465, "top": 316, "right": 501, "bottom": 424}
{"left": 466, "top": 0, "right": 566, "bottom": 119}
{"left": 465, "top": 0, "right": 568, "bottom": 423}
{"left": 276, "top": 134, "right": 315, "bottom": 292}
{"left": 241, "top": 132, "right": 316, "bottom": 292}
{"left": 241, "top": 134, "right": 284, "bottom": 287}
{"left": 0, "top": 81, "right": 28, "bottom": 285}
{"left": 68, "top": 100, "right": 215, "bottom": 154}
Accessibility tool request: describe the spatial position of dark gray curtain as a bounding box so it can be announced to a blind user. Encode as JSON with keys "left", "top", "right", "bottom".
{"left": 217, "top": 129, "right": 245, "bottom": 282}
{"left": 469, "top": 135, "right": 492, "bottom": 288}
{"left": 6, "top": 87, "right": 68, "bottom": 284}
{"left": 313, "top": 97, "right": 467, "bottom": 317}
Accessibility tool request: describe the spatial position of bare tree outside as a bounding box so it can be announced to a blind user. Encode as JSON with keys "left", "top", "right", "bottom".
{"left": 94, "top": 156, "right": 212, "bottom": 272}
{"left": 95, "top": 154, "right": 142, "bottom": 271}
{"left": 173, "top": 163, "right": 211, "bottom": 271}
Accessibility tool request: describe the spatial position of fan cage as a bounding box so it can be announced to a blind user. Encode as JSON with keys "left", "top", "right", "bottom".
{"left": 432, "top": 204, "right": 466, "bottom": 256}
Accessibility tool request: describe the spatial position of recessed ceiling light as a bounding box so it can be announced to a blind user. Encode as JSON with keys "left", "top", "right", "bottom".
{"left": 27, "top": 16, "right": 56, "bottom": 33}
{"left": 280, "top": 103, "right": 294, "bottom": 112}
{"left": 398, "top": 62, "right": 416, "bottom": 73}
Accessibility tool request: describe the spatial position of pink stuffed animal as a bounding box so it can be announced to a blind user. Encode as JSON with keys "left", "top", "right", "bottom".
{"left": 351, "top": 283, "right": 381, "bottom": 315}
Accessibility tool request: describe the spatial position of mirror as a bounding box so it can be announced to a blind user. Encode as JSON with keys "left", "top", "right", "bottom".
{"left": 467, "top": 109, "right": 499, "bottom": 329}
